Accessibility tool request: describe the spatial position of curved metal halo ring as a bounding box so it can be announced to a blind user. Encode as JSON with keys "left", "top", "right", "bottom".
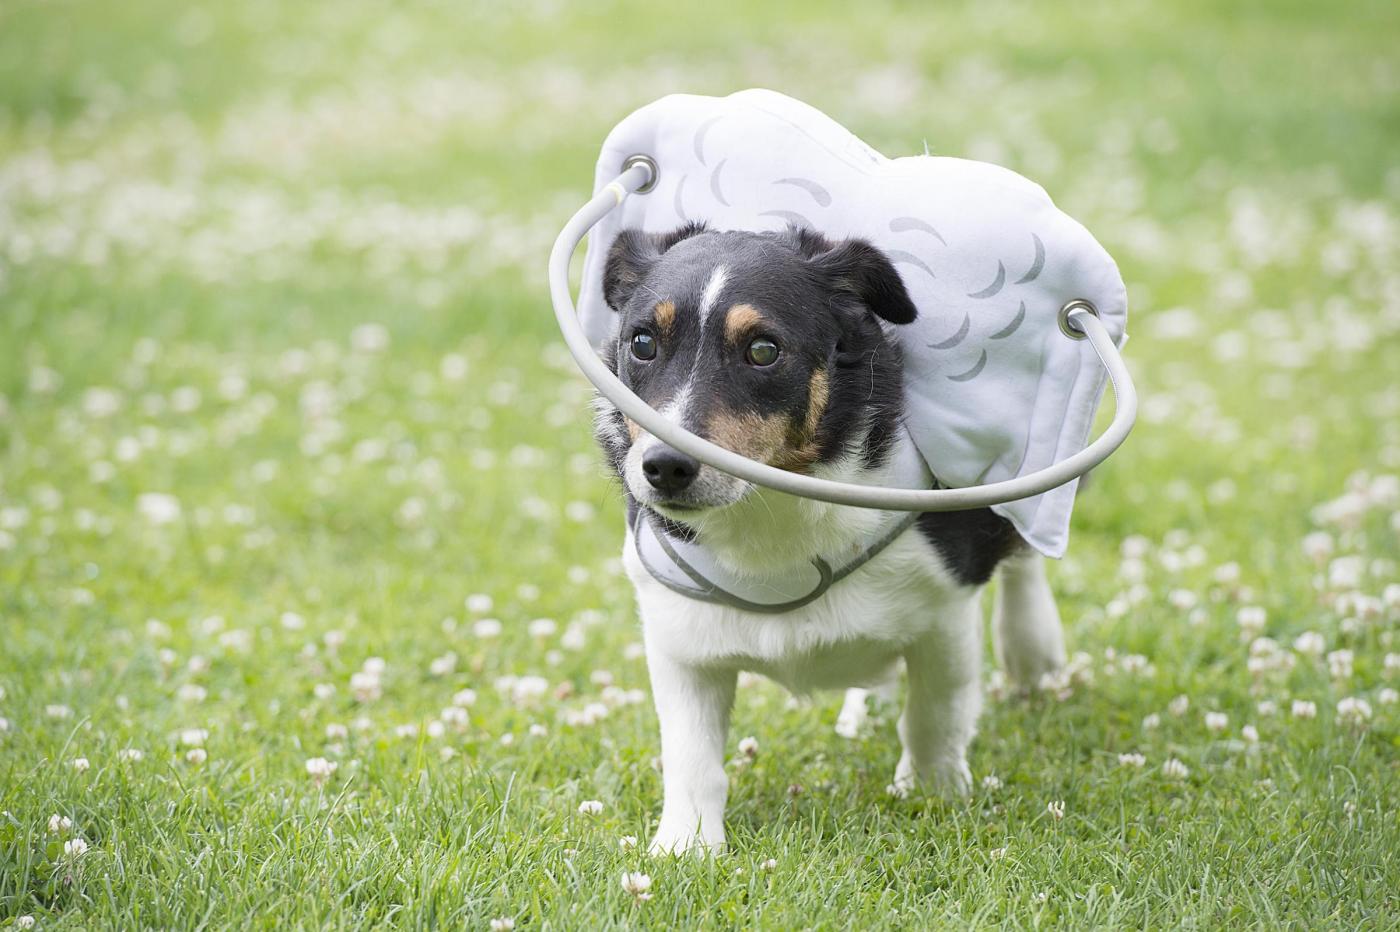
{"left": 548, "top": 161, "right": 1138, "bottom": 512}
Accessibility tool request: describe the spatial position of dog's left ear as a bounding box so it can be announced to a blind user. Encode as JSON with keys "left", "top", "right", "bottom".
{"left": 603, "top": 222, "right": 708, "bottom": 311}
{"left": 797, "top": 230, "right": 918, "bottom": 325}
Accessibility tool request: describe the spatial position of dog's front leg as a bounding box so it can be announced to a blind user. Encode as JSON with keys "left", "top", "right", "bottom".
{"left": 644, "top": 645, "right": 736, "bottom": 855}
{"left": 892, "top": 595, "right": 982, "bottom": 798}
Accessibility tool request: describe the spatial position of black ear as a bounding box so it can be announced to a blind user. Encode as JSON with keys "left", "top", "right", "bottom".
{"left": 602, "top": 222, "right": 708, "bottom": 311}
{"left": 806, "top": 235, "right": 919, "bottom": 325}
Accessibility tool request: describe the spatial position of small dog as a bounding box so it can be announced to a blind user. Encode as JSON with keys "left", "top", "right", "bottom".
{"left": 594, "top": 223, "right": 1067, "bottom": 854}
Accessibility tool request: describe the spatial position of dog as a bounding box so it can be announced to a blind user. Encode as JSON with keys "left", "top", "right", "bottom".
{"left": 594, "top": 222, "right": 1068, "bottom": 854}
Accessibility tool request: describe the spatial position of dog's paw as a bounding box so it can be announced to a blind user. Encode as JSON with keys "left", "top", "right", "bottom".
{"left": 891, "top": 752, "right": 972, "bottom": 800}
{"left": 648, "top": 823, "right": 724, "bottom": 857}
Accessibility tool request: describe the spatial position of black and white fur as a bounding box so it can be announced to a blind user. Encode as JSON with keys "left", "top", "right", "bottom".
{"left": 595, "top": 224, "right": 1067, "bottom": 854}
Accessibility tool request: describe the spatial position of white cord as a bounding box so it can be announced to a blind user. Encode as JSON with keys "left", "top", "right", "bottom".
{"left": 548, "top": 164, "right": 1137, "bottom": 511}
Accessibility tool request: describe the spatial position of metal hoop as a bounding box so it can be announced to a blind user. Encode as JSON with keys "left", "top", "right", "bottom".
{"left": 621, "top": 154, "right": 659, "bottom": 193}
{"left": 548, "top": 163, "right": 1137, "bottom": 512}
{"left": 1058, "top": 298, "right": 1098, "bottom": 340}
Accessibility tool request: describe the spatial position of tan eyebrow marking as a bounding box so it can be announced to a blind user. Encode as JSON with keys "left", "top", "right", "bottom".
{"left": 723, "top": 303, "right": 765, "bottom": 344}
{"left": 803, "top": 369, "right": 829, "bottom": 438}
{"left": 653, "top": 300, "right": 675, "bottom": 334}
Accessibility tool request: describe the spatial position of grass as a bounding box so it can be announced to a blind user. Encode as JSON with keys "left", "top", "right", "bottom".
{"left": 2, "top": 0, "right": 1399, "bottom": 927}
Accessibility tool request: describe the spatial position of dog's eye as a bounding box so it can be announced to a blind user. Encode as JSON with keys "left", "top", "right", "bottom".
{"left": 745, "top": 337, "right": 780, "bottom": 367}
{"left": 630, "top": 331, "right": 657, "bottom": 361}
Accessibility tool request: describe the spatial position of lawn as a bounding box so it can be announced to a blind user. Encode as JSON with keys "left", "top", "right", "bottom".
{"left": 2, "top": 0, "right": 1399, "bottom": 927}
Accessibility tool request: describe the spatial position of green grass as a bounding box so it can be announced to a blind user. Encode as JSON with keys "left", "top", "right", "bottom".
{"left": 2, "top": 0, "right": 1399, "bottom": 927}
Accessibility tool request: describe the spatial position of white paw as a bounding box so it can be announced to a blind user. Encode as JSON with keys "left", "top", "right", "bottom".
{"left": 890, "top": 753, "right": 972, "bottom": 799}
{"left": 648, "top": 822, "right": 724, "bottom": 856}
{"left": 834, "top": 711, "right": 864, "bottom": 739}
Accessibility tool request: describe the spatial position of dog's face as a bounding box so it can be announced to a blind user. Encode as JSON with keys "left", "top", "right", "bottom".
{"left": 595, "top": 224, "right": 917, "bottom": 521}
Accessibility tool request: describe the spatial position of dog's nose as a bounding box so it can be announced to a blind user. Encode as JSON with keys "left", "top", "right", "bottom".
{"left": 642, "top": 446, "right": 700, "bottom": 494}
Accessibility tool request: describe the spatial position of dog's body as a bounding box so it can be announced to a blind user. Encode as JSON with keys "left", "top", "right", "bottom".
{"left": 595, "top": 224, "right": 1068, "bottom": 854}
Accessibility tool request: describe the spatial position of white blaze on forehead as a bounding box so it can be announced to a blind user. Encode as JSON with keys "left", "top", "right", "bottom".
{"left": 698, "top": 264, "right": 728, "bottom": 325}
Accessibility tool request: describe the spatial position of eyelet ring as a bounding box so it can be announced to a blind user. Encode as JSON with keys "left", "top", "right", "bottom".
{"left": 1058, "top": 299, "right": 1098, "bottom": 340}
{"left": 622, "top": 154, "right": 659, "bottom": 194}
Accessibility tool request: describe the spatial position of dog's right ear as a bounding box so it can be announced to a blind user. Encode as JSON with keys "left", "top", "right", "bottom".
{"left": 603, "top": 222, "right": 707, "bottom": 311}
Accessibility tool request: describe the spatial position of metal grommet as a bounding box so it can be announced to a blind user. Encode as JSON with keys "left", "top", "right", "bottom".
{"left": 1058, "top": 299, "right": 1098, "bottom": 340}
{"left": 622, "top": 154, "right": 659, "bottom": 194}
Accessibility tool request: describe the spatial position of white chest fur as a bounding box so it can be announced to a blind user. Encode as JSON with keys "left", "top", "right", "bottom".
{"left": 625, "top": 526, "right": 972, "bottom": 694}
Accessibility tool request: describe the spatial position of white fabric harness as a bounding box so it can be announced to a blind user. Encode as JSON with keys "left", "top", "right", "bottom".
{"left": 577, "top": 89, "right": 1129, "bottom": 558}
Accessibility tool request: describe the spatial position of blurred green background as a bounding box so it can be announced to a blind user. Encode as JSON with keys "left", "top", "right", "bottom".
{"left": 1, "top": 0, "right": 1397, "bottom": 928}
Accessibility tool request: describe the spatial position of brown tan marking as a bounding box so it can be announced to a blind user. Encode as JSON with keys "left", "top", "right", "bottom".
{"left": 705, "top": 410, "right": 821, "bottom": 474}
{"left": 653, "top": 300, "right": 676, "bottom": 335}
{"left": 803, "top": 369, "right": 829, "bottom": 439}
{"left": 625, "top": 417, "right": 641, "bottom": 441}
{"left": 723, "top": 303, "right": 765, "bottom": 344}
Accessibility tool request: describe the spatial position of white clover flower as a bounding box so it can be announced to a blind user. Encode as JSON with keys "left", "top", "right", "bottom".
{"left": 1257, "top": 699, "right": 1278, "bottom": 716}
{"left": 1379, "top": 688, "right": 1398, "bottom": 705}
{"left": 306, "top": 757, "right": 338, "bottom": 783}
{"left": 326, "top": 723, "right": 349, "bottom": 740}
{"left": 473, "top": 619, "right": 503, "bottom": 639}
{"left": 0, "top": 716, "right": 9, "bottom": 732}
{"left": 71, "top": 757, "right": 90, "bottom": 772}
{"left": 578, "top": 799, "right": 604, "bottom": 816}
{"left": 425, "top": 721, "right": 445, "bottom": 739}
{"left": 1236, "top": 606, "right": 1267, "bottom": 635}
{"left": 428, "top": 652, "right": 457, "bottom": 677}
{"left": 452, "top": 688, "right": 478, "bottom": 708}
{"left": 185, "top": 748, "right": 208, "bottom": 765}
{"left": 1386, "top": 653, "right": 1400, "bottom": 677}
{"left": 49, "top": 813, "right": 73, "bottom": 834}
{"left": 137, "top": 492, "right": 182, "bottom": 525}
{"left": 1327, "top": 649, "right": 1354, "bottom": 679}
{"left": 1301, "top": 531, "right": 1333, "bottom": 565}
{"left": 737, "top": 736, "right": 759, "bottom": 758}
{"left": 527, "top": 618, "right": 558, "bottom": 639}
{"left": 1292, "top": 631, "right": 1326, "bottom": 656}
{"left": 46, "top": 704, "right": 73, "bottom": 720}
{"left": 465, "top": 593, "right": 494, "bottom": 614}
{"left": 621, "top": 872, "right": 653, "bottom": 901}
{"left": 63, "top": 837, "right": 89, "bottom": 858}
{"left": 313, "top": 683, "right": 336, "bottom": 700}
{"left": 528, "top": 723, "right": 548, "bottom": 737}
{"left": 1162, "top": 758, "right": 1189, "bottom": 780}
{"left": 1046, "top": 800, "right": 1065, "bottom": 821}
{"left": 16, "top": 915, "right": 35, "bottom": 929}
{"left": 619, "top": 835, "right": 637, "bottom": 849}
{"left": 982, "top": 774, "right": 1003, "bottom": 790}
{"left": 761, "top": 857, "right": 779, "bottom": 870}
{"left": 511, "top": 676, "right": 549, "bottom": 705}
{"left": 179, "top": 728, "right": 209, "bottom": 747}
{"left": 1118, "top": 752, "right": 1147, "bottom": 769}
{"left": 1168, "top": 695, "right": 1190, "bottom": 717}
{"left": 176, "top": 684, "right": 207, "bottom": 704}
{"left": 350, "top": 671, "right": 382, "bottom": 703}
{"left": 440, "top": 706, "right": 469, "bottom": 728}
{"left": 350, "top": 323, "right": 390, "bottom": 352}
{"left": 280, "top": 612, "right": 305, "bottom": 631}
{"left": 1242, "top": 724, "right": 1260, "bottom": 743}
{"left": 1167, "top": 588, "right": 1197, "bottom": 611}
{"left": 1142, "top": 713, "right": 1161, "bottom": 730}
{"left": 1336, "top": 697, "right": 1372, "bottom": 727}
{"left": 1291, "top": 700, "right": 1318, "bottom": 720}
{"left": 1204, "top": 712, "right": 1228, "bottom": 733}
{"left": 489, "top": 918, "right": 515, "bottom": 932}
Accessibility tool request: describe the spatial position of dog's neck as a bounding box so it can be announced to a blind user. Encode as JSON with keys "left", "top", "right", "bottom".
{"left": 668, "top": 428, "right": 925, "bottom": 578}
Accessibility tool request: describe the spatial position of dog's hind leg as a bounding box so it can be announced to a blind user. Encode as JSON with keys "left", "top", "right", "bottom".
{"left": 992, "top": 551, "right": 1066, "bottom": 689}
{"left": 835, "top": 669, "right": 900, "bottom": 739}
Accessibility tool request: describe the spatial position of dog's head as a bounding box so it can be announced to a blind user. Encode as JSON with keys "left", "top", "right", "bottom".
{"left": 594, "top": 223, "right": 917, "bottom": 521}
